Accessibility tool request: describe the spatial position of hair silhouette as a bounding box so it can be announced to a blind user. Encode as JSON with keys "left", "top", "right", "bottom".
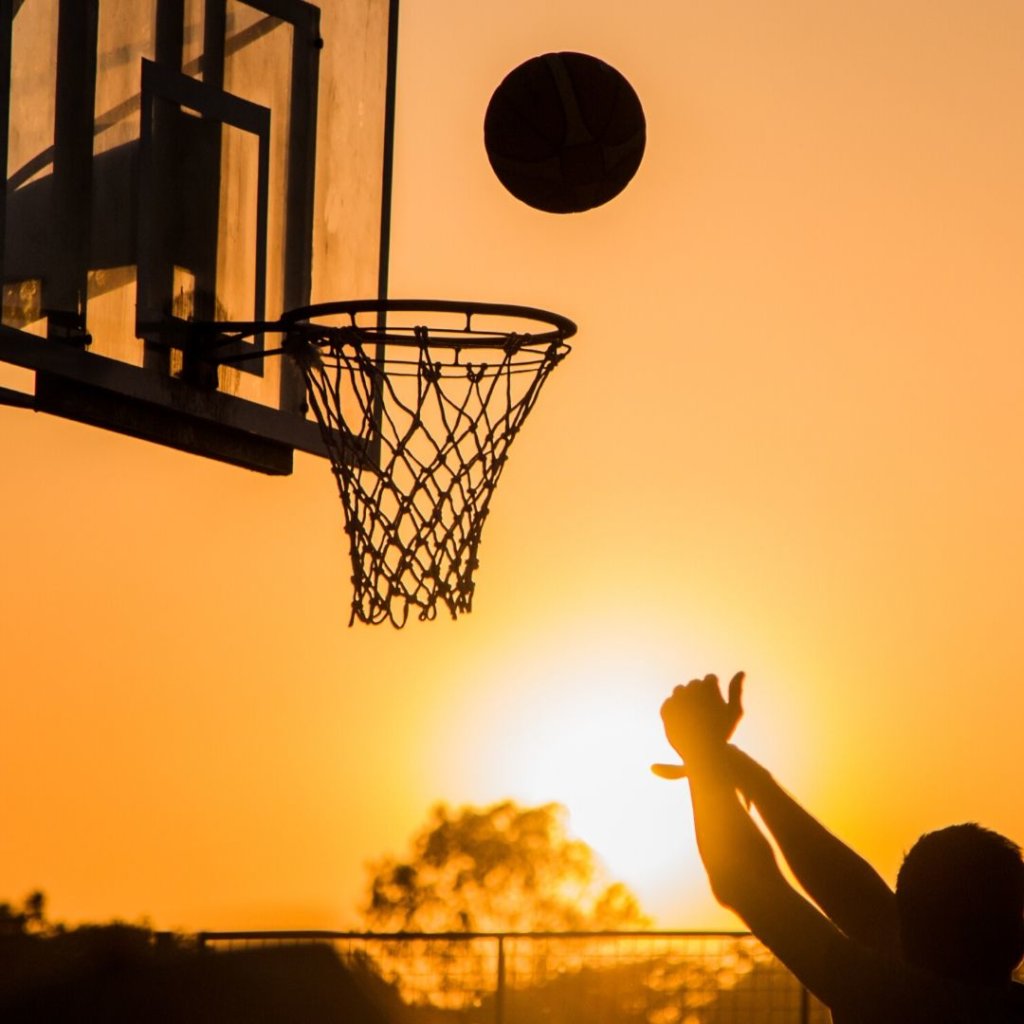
{"left": 896, "top": 823, "right": 1024, "bottom": 985}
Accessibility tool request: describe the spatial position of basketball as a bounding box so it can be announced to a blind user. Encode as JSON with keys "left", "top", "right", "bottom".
{"left": 484, "top": 52, "right": 646, "bottom": 214}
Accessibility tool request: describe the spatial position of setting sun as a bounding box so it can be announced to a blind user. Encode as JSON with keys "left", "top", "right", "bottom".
{"left": 436, "top": 630, "right": 742, "bottom": 926}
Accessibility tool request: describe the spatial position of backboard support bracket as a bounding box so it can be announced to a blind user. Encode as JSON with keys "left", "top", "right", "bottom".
{"left": 0, "top": 325, "right": 334, "bottom": 473}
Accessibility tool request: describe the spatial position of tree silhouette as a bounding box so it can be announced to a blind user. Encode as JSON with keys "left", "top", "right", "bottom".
{"left": 363, "top": 800, "right": 649, "bottom": 933}
{"left": 0, "top": 891, "right": 50, "bottom": 938}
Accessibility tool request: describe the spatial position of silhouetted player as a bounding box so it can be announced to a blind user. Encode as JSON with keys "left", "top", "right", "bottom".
{"left": 657, "top": 673, "right": 1024, "bottom": 1023}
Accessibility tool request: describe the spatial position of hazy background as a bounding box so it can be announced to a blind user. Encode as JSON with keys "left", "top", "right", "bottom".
{"left": 3, "top": 0, "right": 1023, "bottom": 932}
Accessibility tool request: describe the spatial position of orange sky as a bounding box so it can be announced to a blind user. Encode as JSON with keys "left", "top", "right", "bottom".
{"left": 3, "top": 0, "right": 1024, "bottom": 934}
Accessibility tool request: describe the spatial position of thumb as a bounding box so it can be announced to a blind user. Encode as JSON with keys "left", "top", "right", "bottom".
{"left": 728, "top": 671, "right": 745, "bottom": 713}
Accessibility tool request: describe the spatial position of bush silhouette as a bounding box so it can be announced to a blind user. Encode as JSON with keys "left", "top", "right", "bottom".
{"left": 1, "top": 926, "right": 400, "bottom": 1023}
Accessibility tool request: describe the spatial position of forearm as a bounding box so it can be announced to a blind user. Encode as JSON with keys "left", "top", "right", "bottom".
{"left": 685, "top": 757, "right": 858, "bottom": 1007}
{"left": 728, "top": 747, "right": 897, "bottom": 949}
{"left": 658, "top": 674, "right": 895, "bottom": 1013}
{"left": 685, "top": 755, "right": 785, "bottom": 916}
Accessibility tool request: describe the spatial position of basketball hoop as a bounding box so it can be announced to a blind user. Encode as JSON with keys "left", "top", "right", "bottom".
{"left": 278, "top": 300, "right": 575, "bottom": 626}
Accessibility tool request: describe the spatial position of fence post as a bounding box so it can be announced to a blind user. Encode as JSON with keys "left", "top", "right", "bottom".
{"left": 495, "top": 935, "right": 506, "bottom": 1024}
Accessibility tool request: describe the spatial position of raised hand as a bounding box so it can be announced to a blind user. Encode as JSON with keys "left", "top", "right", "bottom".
{"left": 652, "top": 672, "right": 744, "bottom": 778}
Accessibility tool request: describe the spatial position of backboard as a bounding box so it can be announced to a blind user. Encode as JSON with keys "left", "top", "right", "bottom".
{"left": 0, "top": 0, "right": 397, "bottom": 474}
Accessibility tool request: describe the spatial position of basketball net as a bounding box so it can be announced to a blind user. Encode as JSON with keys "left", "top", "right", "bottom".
{"left": 286, "top": 303, "right": 573, "bottom": 627}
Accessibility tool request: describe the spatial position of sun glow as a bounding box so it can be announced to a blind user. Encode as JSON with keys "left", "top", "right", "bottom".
{"left": 446, "top": 636, "right": 726, "bottom": 925}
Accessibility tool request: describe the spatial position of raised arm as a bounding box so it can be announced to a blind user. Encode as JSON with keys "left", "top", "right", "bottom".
{"left": 659, "top": 676, "right": 853, "bottom": 999}
{"left": 653, "top": 675, "right": 898, "bottom": 950}
{"left": 726, "top": 745, "right": 898, "bottom": 951}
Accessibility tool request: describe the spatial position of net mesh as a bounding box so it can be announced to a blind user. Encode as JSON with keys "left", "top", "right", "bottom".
{"left": 287, "top": 303, "right": 573, "bottom": 627}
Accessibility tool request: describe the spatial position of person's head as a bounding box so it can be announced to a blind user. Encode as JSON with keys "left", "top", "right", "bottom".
{"left": 896, "top": 823, "right": 1024, "bottom": 985}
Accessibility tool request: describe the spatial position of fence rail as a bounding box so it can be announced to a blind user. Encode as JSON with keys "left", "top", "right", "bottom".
{"left": 196, "top": 930, "right": 828, "bottom": 1024}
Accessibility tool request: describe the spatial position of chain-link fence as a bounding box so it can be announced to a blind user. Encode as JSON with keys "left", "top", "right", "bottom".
{"left": 196, "top": 930, "right": 829, "bottom": 1024}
